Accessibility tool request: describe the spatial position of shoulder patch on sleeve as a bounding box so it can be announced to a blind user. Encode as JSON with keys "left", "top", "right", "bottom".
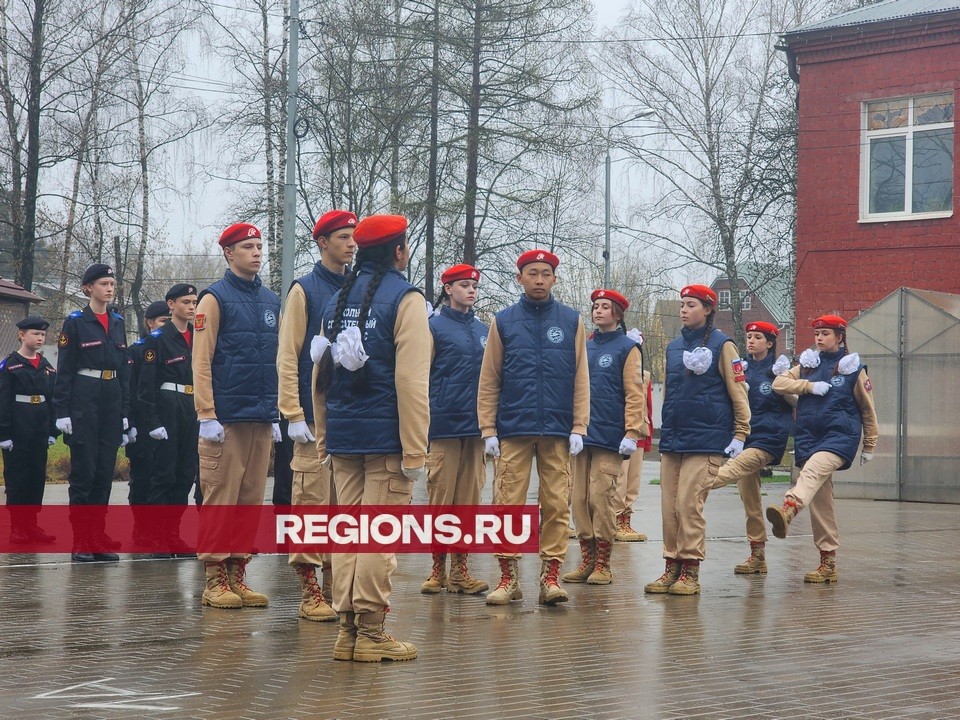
{"left": 195, "top": 313, "right": 206, "bottom": 331}
{"left": 58, "top": 332, "right": 69, "bottom": 348}
{"left": 732, "top": 357, "right": 746, "bottom": 382}
{"left": 864, "top": 378, "right": 872, "bottom": 392}
{"left": 144, "top": 349, "right": 156, "bottom": 363}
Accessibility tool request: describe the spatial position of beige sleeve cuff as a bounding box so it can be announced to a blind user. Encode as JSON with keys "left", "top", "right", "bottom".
{"left": 718, "top": 342, "right": 751, "bottom": 441}
{"left": 622, "top": 346, "right": 646, "bottom": 440}
{"left": 854, "top": 370, "right": 880, "bottom": 452}
{"left": 192, "top": 293, "right": 221, "bottom": 420}
{"left": 277, "top": 284, "right": 309, "bottom": 423}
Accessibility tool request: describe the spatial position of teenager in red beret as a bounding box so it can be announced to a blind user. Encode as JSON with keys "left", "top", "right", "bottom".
{"left": 312, "top": 213, "right": 429, "bottom": 661}
{"left": 419, "top": 263, "right": 489, "bottom": 596}
{"left": 708, "top": 321, "right": 796, "bottom": 574}
{"left": 478, "top": 248, "right": 589, "bottom": 606}
{"left": 276, "top": 209, "right": 357, "bottom": 622}
{"left": 645, "top": 284, "right": 751, "bottom": 595}
{"left": 765, "top": 314, "right": 878, "bottom": 583}
{"left": 563, "top": 289, "right": 648, "bottom": 586}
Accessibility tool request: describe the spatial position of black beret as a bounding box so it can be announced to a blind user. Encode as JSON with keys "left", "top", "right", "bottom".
{"left": 82, "top": 263, "right": 115, "bottom": 285}
{"left": 16, "top": 316, "right": 49, "bottom": 331}
{"left": 145, "top": 301, "right": 171, "bottom": 320}
{"left": 165, "top": 283, "right": 198, "bottom": 301}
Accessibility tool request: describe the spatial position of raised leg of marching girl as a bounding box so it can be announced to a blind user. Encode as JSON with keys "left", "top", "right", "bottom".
{"left": 710, "top": 321, "right": 796, "bottom": 574}
{"left": 644, "top": 285, "right": 751, "bottom": 596}
{"left": 765, "top": 314, "right": 879, "bottom": 583}
{"left": 421, "top": 263, "right": 489, "bottom": 596}
{"left": 564, "top": 290, "right": 647, "bottom": 586}
{"left": 615, "top": 363, "right": 652, "bottom": 543}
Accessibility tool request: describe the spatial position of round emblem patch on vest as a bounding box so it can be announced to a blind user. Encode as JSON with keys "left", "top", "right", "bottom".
{"left": 264, "top": 310, "right": 277, "bottom": 328}
{"left": 760, "top": 380, "right": 773, "bottom": 396}
{"left": 831, "top": 375, "right": 846, "bottom": 387}
{"left": 598, "top": 353, "right": 613, "bottom": 368}
{"left": 547, "top": 326, "right": 564, "bottom": 344}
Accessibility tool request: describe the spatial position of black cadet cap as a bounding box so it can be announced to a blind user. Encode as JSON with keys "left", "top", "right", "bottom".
{"left": 82, "top": 263, "right": 115, "bottom": 285}
{"left": 16, "top": 316, "right": 50, "bottom": 331}
{"left": 165, "top": 283, "right": 198, "bottom": 301}
{"left": 145, "top": 301, "right": 171, "bottom": 320}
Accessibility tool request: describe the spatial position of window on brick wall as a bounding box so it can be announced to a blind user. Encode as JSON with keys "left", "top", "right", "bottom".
{"left": 718, "top": 289, "right": 731, "bottom": 309}
{"left": 740, "top": 291, "right": 752, "bottom": 311}
{"left": 861, "top": 93, "right": 954, "bottom": 221}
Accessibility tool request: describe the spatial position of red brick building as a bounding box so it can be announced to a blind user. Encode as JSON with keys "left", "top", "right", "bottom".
{"left": 710, "top": 264, "right": 794, "bottom": 353}
{"left": 782, "top": 0, "right": 959, "bottom": 343}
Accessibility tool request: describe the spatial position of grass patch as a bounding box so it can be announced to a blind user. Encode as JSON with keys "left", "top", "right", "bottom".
{"left": 765, "top": 474, "right": 792, "bottom": 484}
{"left": 0, "top": 436, "right": 130, "bottom": 485}
{"left": 649, "top": 478, "right": 660, "bottom": 485}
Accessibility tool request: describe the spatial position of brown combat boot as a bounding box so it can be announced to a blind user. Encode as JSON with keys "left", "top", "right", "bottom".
{"left": 561, "top": 539, "right": 595, "bottom": 583}
{"left": 320, "top": 561, "right": 333, "bottom": 600}
{"left": 420, "top": 552, "right": 447, "bottom": 594}
{"left": 226, "top": 558, "right": 269, "bottom": 607}
{"left": 446, "top": 553, "right": 489, "bottom": 594}
{"left": 333, "top": 611, "right": 357, "bottom": 661}
{"left": 644, "top": 558, "right": 681, "bottom": 594}
{"left": 767, "top": 498, "right": 801, "bottom": 539}
{"left": 668, "top": 560, "right": 701, "bottom": 595}
{"left": 293, "top": 563, "right": 337, "bottom": 622}
{"left": 202, "top": 561, "right": 243, "bottom": 609}
{"left": 353, "top": 611, "right": 418, "bottom": 662}
{"left": 615, "top": 512, "right": 647, "bottom": 542}
{"left": 486, "top": 558, "right": 523, "bottom": 605}
{"left": 804, "top": 550, "right": 838, "bottom": 583}
{"left": 734, "top": 542, "right": 768, "bottom": 574}
{"left": 538, "top": 559, "right": 569, "bottom": 605}
{"left": 588, "top": 540, "right": 613, "bottom": 585}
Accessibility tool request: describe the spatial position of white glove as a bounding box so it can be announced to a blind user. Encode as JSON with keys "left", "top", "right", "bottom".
{"left": 618, "top": 436, "right": 638, "bottom": 456}
{"left": 332, "top": 325, "right": 368, "bottom": 371}
{"left": 772, "top": 354, "right": 791, "bottom": 376}
{"left": 127, "top": 426, "right": 137, "bottom": 443}
{"left": 838, "top": 352, "right": 861, "bottom": 375}
{"left": 199, "top": 419, "right": 225, "bottom": 443}
{"left": 0, "top": 439, "right": 12, "bottom": 451}
{"left": 402, "top": 465, "right": 427, "bottom": 483}
{"left": 122, "top": 417, "right": 129, "bottom": 431}
{"left": 310, "top": 334, "right": 331, "bottom": 364}
{"left": 860, "top": 451, "right": 873, "bottom": 466}
{"left": 48, "top": 436, "right": 56, "bottom": 446}
{"left": 682, "top": 346, "right": 713, "bottom": 375}
{"left": 149, "top": 427, "right": 168, "bottom": 441}
{"left": 56, "top": 417, "right": 73, "bottom": 435}
{"left": 288, "top": 420, "right": 316, "bottom": 444}
{"left": 569, "top": 433, "right": 584, "bottom": 456}
{"left": 724, "top": 438, "right": 744, "bottom": 458}
{"left": 810, "top": 381, "right": 831, "bottom": 396}
{"left": 626, "top": 328, "right": 643, "bottom": 344}
{"left": 272, "top": 423, "right": 283, "bottom": 443}
{"left": 484, "top": 436, "right": 500, "bottom": 457}
{"left": 799, "top": 348, "right": 820, "bottom": 369}
{"left": 120, "top": 433, "right": 130, "bottom": 447}
{"left": 425, "top": 299, "right": 435, "bottom": 318}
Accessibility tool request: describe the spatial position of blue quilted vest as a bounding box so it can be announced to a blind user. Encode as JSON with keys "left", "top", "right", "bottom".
{"left": 743, "top": 354, "right": 793, "bottom": 461}
{"left": 660, "top": 326, "right": 735, "bottom": 455}
{"left": 495, "top": 295, "right": 580, "bottom": 439}
{"left": 794, "top": 350, "right": 863, "bottom": 470}
{"left": 322, "top": 264, "right": 420, "bottom": 455}
{"left": 201, "top": 270, "right": 281, "bottom": 423}
{"left": 584, "top": 329, "right": 637, "bottom": 453}
{"left": 292, "top": 262, "right": 345, "bottom": 423}
{"left": 429, "top": 306, "right": 488, "bottom": 440}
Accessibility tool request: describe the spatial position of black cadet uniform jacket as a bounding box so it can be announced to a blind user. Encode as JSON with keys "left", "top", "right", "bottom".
{"left": 137, "top": 321, "right": 196, "bottom": 433}
{"left": 0, "top": 352, "right": 58, "bottom": 444}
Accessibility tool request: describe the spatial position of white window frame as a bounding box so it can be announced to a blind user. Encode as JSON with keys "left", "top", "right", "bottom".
{"left": 739, "top": 290, "right": 752, "bottom": 311}
{"left": 718, "top": 289, "right": 731, "bottom": 309}
{"left": 859, "top": 93, "right": 954, "bottom": 223}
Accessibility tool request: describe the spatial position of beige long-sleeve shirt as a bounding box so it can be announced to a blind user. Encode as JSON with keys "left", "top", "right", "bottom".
{"left": 718, "top": 342, "right": 752, "bottom": 441}
{"left": 277, "top": 283, "right": 310, "bottom": 423}
{"left": 311, "top": 291, "right": 431, "bottom": 469}
{"left": 192, "top": 293, "right": 221, "bottom": 421}
{"left": 623, "top": 346, "right": 649, "bottom": 441}
{"left": 772, "top": 364, "right": 879, "bottom": 452}
{"left": 477, "top": 310, "right": 590, "bottom": 438}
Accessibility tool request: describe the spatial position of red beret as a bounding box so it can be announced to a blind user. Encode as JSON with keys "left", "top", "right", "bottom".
{"left": 745, "top": 321, "right": 779, "bottom": 337}
{"left": 517, "top": 249, "right": 559, "bottom": 271}
{"left": 219, "top": 222, "right": 261, "bottom": 248}
{"left": 441, "top": 264, "right": 481, "bottom": 285}
{"left": 812, "top": 314, "right": 847, "bottom": 330}
{"left": 680, "top": 284, "right": 718, "bottom": 305}
{"left": 591, "top": 288, "right": 629, "bottom": 311}
{"left": 312, "top": 210, "right": 358, "bottom": 240}
{"left": 353, "top": 214, "right": 408, "bottom": 248}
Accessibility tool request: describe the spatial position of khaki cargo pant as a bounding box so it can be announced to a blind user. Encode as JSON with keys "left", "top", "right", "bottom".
{"left": 330, "top": 453, "right": 413, "bottom": 615}
{"left": 616, "top": 450, "right": 644, "bottom": 516}
{"left": 495, "top": 436, "right": 570, "bottom": 561}
{"left": 571, "top": 446, "right": 621, "bottom": 543}
{"left": 710, "top": 447, "right": 773, "bottom": 544}
{"left": 288, "top": 421, "right": 337, "bottom": 566}
{"left": 659, "top": 452, "right": 721, "bottom": 561}
{"left": 426, "top": 436, "right": 485, "bottom": 506}
{"left": 786, "top": 451, "right": 844, "bottom": 552}
{"left": 197, "top": 423, "right": 272, "bottom": 562}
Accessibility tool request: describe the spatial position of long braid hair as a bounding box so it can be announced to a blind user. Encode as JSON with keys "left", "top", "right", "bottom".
{"left": 763, "top": 336, "right": 778, "bottom": 379}
{"left": 831, "top": 329, "right": 849, "bottom": 377}
{"left": 434, "top": 286, "right": 450, "bottom": 309}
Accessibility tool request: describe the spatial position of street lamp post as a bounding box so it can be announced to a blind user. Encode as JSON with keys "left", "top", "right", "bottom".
{"left": 604, "top": 109, "right": 655, "bottom": 288}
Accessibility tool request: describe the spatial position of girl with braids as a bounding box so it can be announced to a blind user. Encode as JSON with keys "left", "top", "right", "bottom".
{"left": 420, "top": 264, "right": 489, "bottom": 596}
{"left": 709, "top": 321, "right": 796, "bottom": 575}
{"left": 563, "top": 289, "right": 648, "bottom": 586}
{"left": 310, "top": 214, "right": 430, "bottom": 662}
{"left": 644, "top": 284, "right": 750, "bottom": 595}
{"left": 766, "top": 314, "right": 878, "bottom": 583}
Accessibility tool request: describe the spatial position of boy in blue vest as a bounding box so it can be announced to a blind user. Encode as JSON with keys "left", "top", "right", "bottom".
{"left": 478, "top": 249, "right": 590, "bottom": 606}
{"left": 277, "top": 209, "right": 356, "bottom": 622}
{"left": 193, "top": 222, "right": 283, "bottom": 609}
